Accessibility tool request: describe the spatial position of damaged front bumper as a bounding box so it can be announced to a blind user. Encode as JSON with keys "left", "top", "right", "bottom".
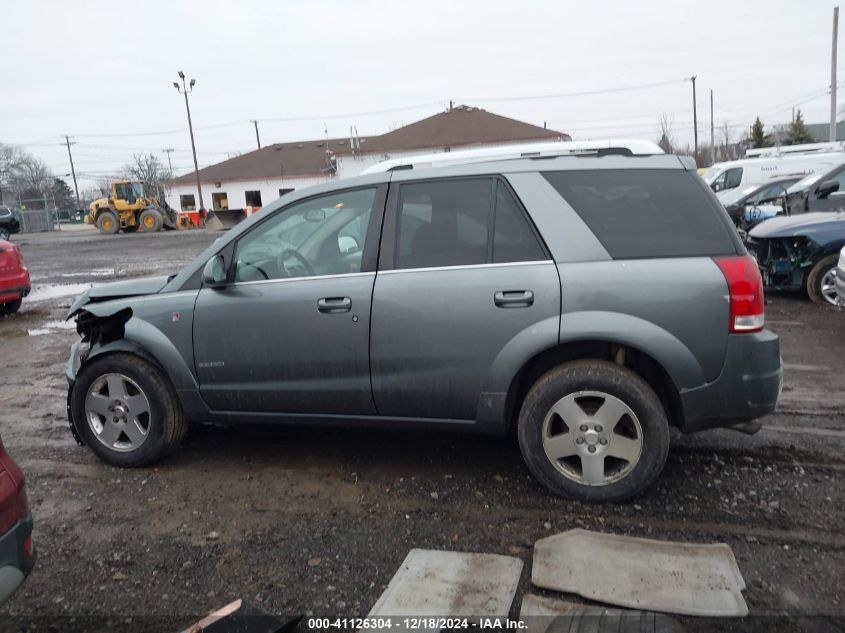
{"left": 65, "top": 340, "right": 86, "bottom": 446}
{"left": 745, "top": 236, "right": 817, "bottom": 291}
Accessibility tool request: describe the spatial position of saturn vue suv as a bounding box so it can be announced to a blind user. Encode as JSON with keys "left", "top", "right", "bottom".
{"left": 64, "top": 141, "right": 782, "bottom": 502}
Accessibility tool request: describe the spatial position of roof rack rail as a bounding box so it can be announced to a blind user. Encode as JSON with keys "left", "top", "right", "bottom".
{"left": 360, "top": 139, "right": 664, "bottom": 174}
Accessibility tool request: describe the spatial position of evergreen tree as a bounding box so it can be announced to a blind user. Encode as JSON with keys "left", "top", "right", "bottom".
{"left": 787, "top": 110, "right": 814, "bottom": 145}
{"left": 750, "top": 116, "right": 770, "bottom": 148}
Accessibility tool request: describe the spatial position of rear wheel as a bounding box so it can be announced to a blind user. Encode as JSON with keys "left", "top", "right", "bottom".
{"left": 96, "top": 210, "right": 119, "bottom": 235}
{"left": 0, "top": 299, "right": 22, "bottom": 316}
{"left": 517, "top": 360, "right": 670, "bottom": 502}
{"left": 138, "top": 209, "right": 163, "bottom": 232}
{"left": 71, "top": 353, "right": 187, "bottom": 467}
{"left": 806, "top": 255, "right": 839, "bottom": 306}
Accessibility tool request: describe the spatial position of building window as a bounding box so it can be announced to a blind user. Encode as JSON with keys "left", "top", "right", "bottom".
{"left": 180, "top": 194, "right": 196, "bottom": 211}
{"left": 245, "top": 190, "right": 263, "bottom": 207}
{"left": 279, "top": 188, "right": 294, "bottom": 198}
{"left": 212, "top": 192, "right": 229, "bottom": 210}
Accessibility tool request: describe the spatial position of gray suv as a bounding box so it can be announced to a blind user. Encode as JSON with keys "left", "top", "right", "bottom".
{"left": 65, "top": 150, "right": 782, "bottom": 501}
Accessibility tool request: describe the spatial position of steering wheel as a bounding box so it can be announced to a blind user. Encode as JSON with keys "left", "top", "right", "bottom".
{"left": 278, "top": 248, "right": 315, "bottom": 278}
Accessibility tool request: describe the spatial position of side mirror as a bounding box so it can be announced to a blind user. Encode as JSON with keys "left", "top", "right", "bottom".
{"left": 816, "top": 179, "right": 840, "bottom": 199}
{"left": 202, "top": 255, "right": 228, "bottom": 288}
{"left": 712, "top": 183, "right": 722, "bottom": 192}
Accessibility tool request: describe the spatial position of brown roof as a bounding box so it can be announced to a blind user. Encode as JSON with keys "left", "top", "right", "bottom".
{"left": 173, "top": 105, "right": 568, "bottom": 185}
{"left": 357, "top": 105, "right": 568, "bottom": 154}
{"left": 172, "top": 138, "right": 349, "bottom": 185}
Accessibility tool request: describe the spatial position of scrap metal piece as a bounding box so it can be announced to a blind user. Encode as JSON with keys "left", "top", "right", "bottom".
{"left": 520, "top": 594, "right": 685, "bottom": 633}
{"left": 368, "top": 549, "right": 523, "bottom": 629}
{"left": 179, "top": 599, "right": 300, "bottom": 633}
{"left": 532, "top": 529, "right": 747, "bottom": 617}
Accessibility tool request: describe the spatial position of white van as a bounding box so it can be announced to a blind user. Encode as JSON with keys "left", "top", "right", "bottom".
{"left": 701, "top": 152, "right": 845, "bottom": 199}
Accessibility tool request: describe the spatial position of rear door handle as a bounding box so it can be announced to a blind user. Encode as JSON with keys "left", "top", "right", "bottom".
{"left": 494, "top": 290, "right": 534, "bottom": 308}
{"left": 317, "top": 296, "right": 352, "bottom": 313}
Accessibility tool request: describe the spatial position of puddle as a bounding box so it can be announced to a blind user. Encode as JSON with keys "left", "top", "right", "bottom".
{"left": 27, "top": 320, "right": 76, "bottom": 337}
{"left": 26, "top": 282, "right": 93, "bottom": 303}
{"left": 59, "top": 269, "right": 114, "bottom": 278}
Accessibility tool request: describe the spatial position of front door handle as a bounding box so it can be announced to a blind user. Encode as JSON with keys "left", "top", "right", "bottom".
{"left": 494, "top": 290, "right": 534, "bottom": 308}
{"left": 317, "top": 296, "right": 352, "bottom": 313}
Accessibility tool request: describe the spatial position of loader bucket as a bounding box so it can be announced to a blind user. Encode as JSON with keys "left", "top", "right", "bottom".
{"left": 207, "top": 209, "right": 246, "bottom": 230}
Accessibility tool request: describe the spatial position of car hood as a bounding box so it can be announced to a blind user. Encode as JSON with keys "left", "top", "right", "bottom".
{"left": 749, "top": 211, "right": 845, "bottom": 239}
{"left": 66, "top": 274, "right": 171, "bottom": 318}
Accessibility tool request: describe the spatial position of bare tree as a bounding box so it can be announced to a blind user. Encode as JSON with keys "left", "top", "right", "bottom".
{"left": 122, "top": 153, "right": 172, "bottom": 188}
{"left": 657, "top": 113, "right": 675, "bottom": 153}
{"left": 719, "top": 121, "right": 734, "bottom": 161}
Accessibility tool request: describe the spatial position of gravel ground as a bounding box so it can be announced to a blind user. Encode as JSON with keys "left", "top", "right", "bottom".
{"left": 0, "top": 227, "right": 843, "bottom": 633}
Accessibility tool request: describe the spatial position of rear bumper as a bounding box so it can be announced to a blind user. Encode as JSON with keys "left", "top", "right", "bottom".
{"left": 679, "top": 330, "right": 782, "bottom": 433}
{"left": 0, "top": 267, "right": 31, "bottom": 304}
{"left": 0, "top": 515, "right": 35, "bottom": 605}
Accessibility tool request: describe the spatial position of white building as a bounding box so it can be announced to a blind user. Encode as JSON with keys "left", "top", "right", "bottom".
{"left": 167, "top": 105, "right": 569, "bottom": 213}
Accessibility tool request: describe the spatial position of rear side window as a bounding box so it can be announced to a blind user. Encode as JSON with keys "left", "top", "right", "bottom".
{"left": 395, "top": 179, "right": 492, "bottom": 269}
{"left": 543, "top": 169, "right": 738, "bottom": 259}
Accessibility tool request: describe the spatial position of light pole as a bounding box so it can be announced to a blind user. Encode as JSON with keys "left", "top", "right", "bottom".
{"left": 173, "top": 71, "right": 205, "bottom": 226}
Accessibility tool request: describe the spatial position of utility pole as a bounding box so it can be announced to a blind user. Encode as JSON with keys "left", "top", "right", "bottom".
{"left": 173, "top": 71, "right": 204, "bottom": 226}
{"left": 162, "top": 148, "right": 174, "bottom": 173}
{"left": 251, "top": 120, "right": 261, "bottom": 149}
{"left": 62, "top": 135, "right": 80, "bottom": 205}
{"left": 691, "top": 76, "right": 699, "bottom": 160}
{"left": 710, "top": 89, "right": 715, "bottom": 166}
{"left": 832, "top": 6, "right": 839, "bottom": 142}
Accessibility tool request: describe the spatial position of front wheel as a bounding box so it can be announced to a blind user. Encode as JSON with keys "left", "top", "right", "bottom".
{"left": 70, "top": 353, "right": 187, "bottom": 467}
{"left": 138, "top": 209, "right": 163, "bottom": 232}
{"left": 806, "top": 255, "right": 839, "bottom": 306}
{"left": 518, "top": 360, "right": 670, "bottom": 502}
{"left": 0, "top": 227, "right": 9, "bottom": 241}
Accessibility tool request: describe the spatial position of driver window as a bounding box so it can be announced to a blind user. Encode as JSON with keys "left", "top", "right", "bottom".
{"left": 234, "top": 187, "right": 376, "bottom": 282}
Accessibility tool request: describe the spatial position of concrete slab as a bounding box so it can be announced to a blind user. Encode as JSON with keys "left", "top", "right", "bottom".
{"left": 531, "top": 528, "right": 747, "bottom": 617}
{"left": 519, "top": 594, "right": 685, "bottom": 633}
{"left": 367, "top": 549, "right": 523, "bottom": 628}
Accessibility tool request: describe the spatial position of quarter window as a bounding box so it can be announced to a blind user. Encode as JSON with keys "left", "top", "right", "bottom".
{"left": 234, "top": 188, "right": 376, "bottom": 282}
{"left": 543, "top": 169, "right": 738, "bottom": 259}
{"left": 395, "top": 179, "right": 492, "bottom": 269}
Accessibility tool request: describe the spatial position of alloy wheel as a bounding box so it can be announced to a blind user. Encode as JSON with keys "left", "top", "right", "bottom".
{"left": 85, "top": 373, "right": 151, "bottom": 452}
{"left": 541, "top": 390, "right": 643, "bottom": 486}
{"left": 821, "top": 268, "right": 838, "bottom": 306}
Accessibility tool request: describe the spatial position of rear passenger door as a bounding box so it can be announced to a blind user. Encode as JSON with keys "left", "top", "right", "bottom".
{"left": 370, "top": 176, "right": 561, "bottom": 422}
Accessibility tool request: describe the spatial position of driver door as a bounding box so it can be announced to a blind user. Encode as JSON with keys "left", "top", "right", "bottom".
{"left": 192, "top": 185, "right": 385, "bottom": 415}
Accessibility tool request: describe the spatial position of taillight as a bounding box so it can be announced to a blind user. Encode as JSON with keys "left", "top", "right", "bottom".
{"left": 714, "top": 256, "right": 765, "bottom": 333}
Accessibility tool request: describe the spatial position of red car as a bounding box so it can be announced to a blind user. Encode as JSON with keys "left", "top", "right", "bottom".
{"left": 0, "top": 239, "right": 30, "bottom": 316}
{"left": 0, "top": 435, "right": 34, "bottom": 604}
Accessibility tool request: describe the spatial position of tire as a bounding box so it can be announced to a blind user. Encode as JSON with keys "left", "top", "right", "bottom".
{"left": 138, "top": 209, "right": 163, "bottom": 233}
{"left": 96, "top": 210, "right": 119, "bottom": 235}
{"left": 0, "top": 227, "right": 9, "bottom": 241}
{"left": 1, "top": 299, "right": 22, "bottom": 316}
{"left": 517, "top": 359, "right": 670, "bottom": 502}
{"left": 806, "top": 255, "right": 839, "bottom": 306}
{"left": 70, "top": 353, "right": 187, "bottom": 467}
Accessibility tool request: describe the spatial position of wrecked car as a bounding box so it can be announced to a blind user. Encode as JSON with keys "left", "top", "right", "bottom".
{"left": 64, "top": 142, "right": 782, "bottom": 502}
{"left": 719, "top": 177, "right": 800, "bottom": 228}
{"left": 746, "top": 211, "right": 845, "bottom": 305}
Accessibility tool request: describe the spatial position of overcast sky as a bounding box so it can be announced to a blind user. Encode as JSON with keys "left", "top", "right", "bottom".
{"left": 1, "top": 0, "right": 839, "bottom": 190}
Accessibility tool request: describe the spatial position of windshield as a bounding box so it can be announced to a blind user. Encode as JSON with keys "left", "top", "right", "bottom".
{"left": 719, "top": 185, "right": 759, "bottom": 206}
{"left": 787, "top": 173, "right": 823, "bottom": 194}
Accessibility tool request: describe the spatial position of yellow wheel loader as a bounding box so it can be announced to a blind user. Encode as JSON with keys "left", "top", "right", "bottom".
{"left": 86, "top": 181, "right": 179, "bottom": 235}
